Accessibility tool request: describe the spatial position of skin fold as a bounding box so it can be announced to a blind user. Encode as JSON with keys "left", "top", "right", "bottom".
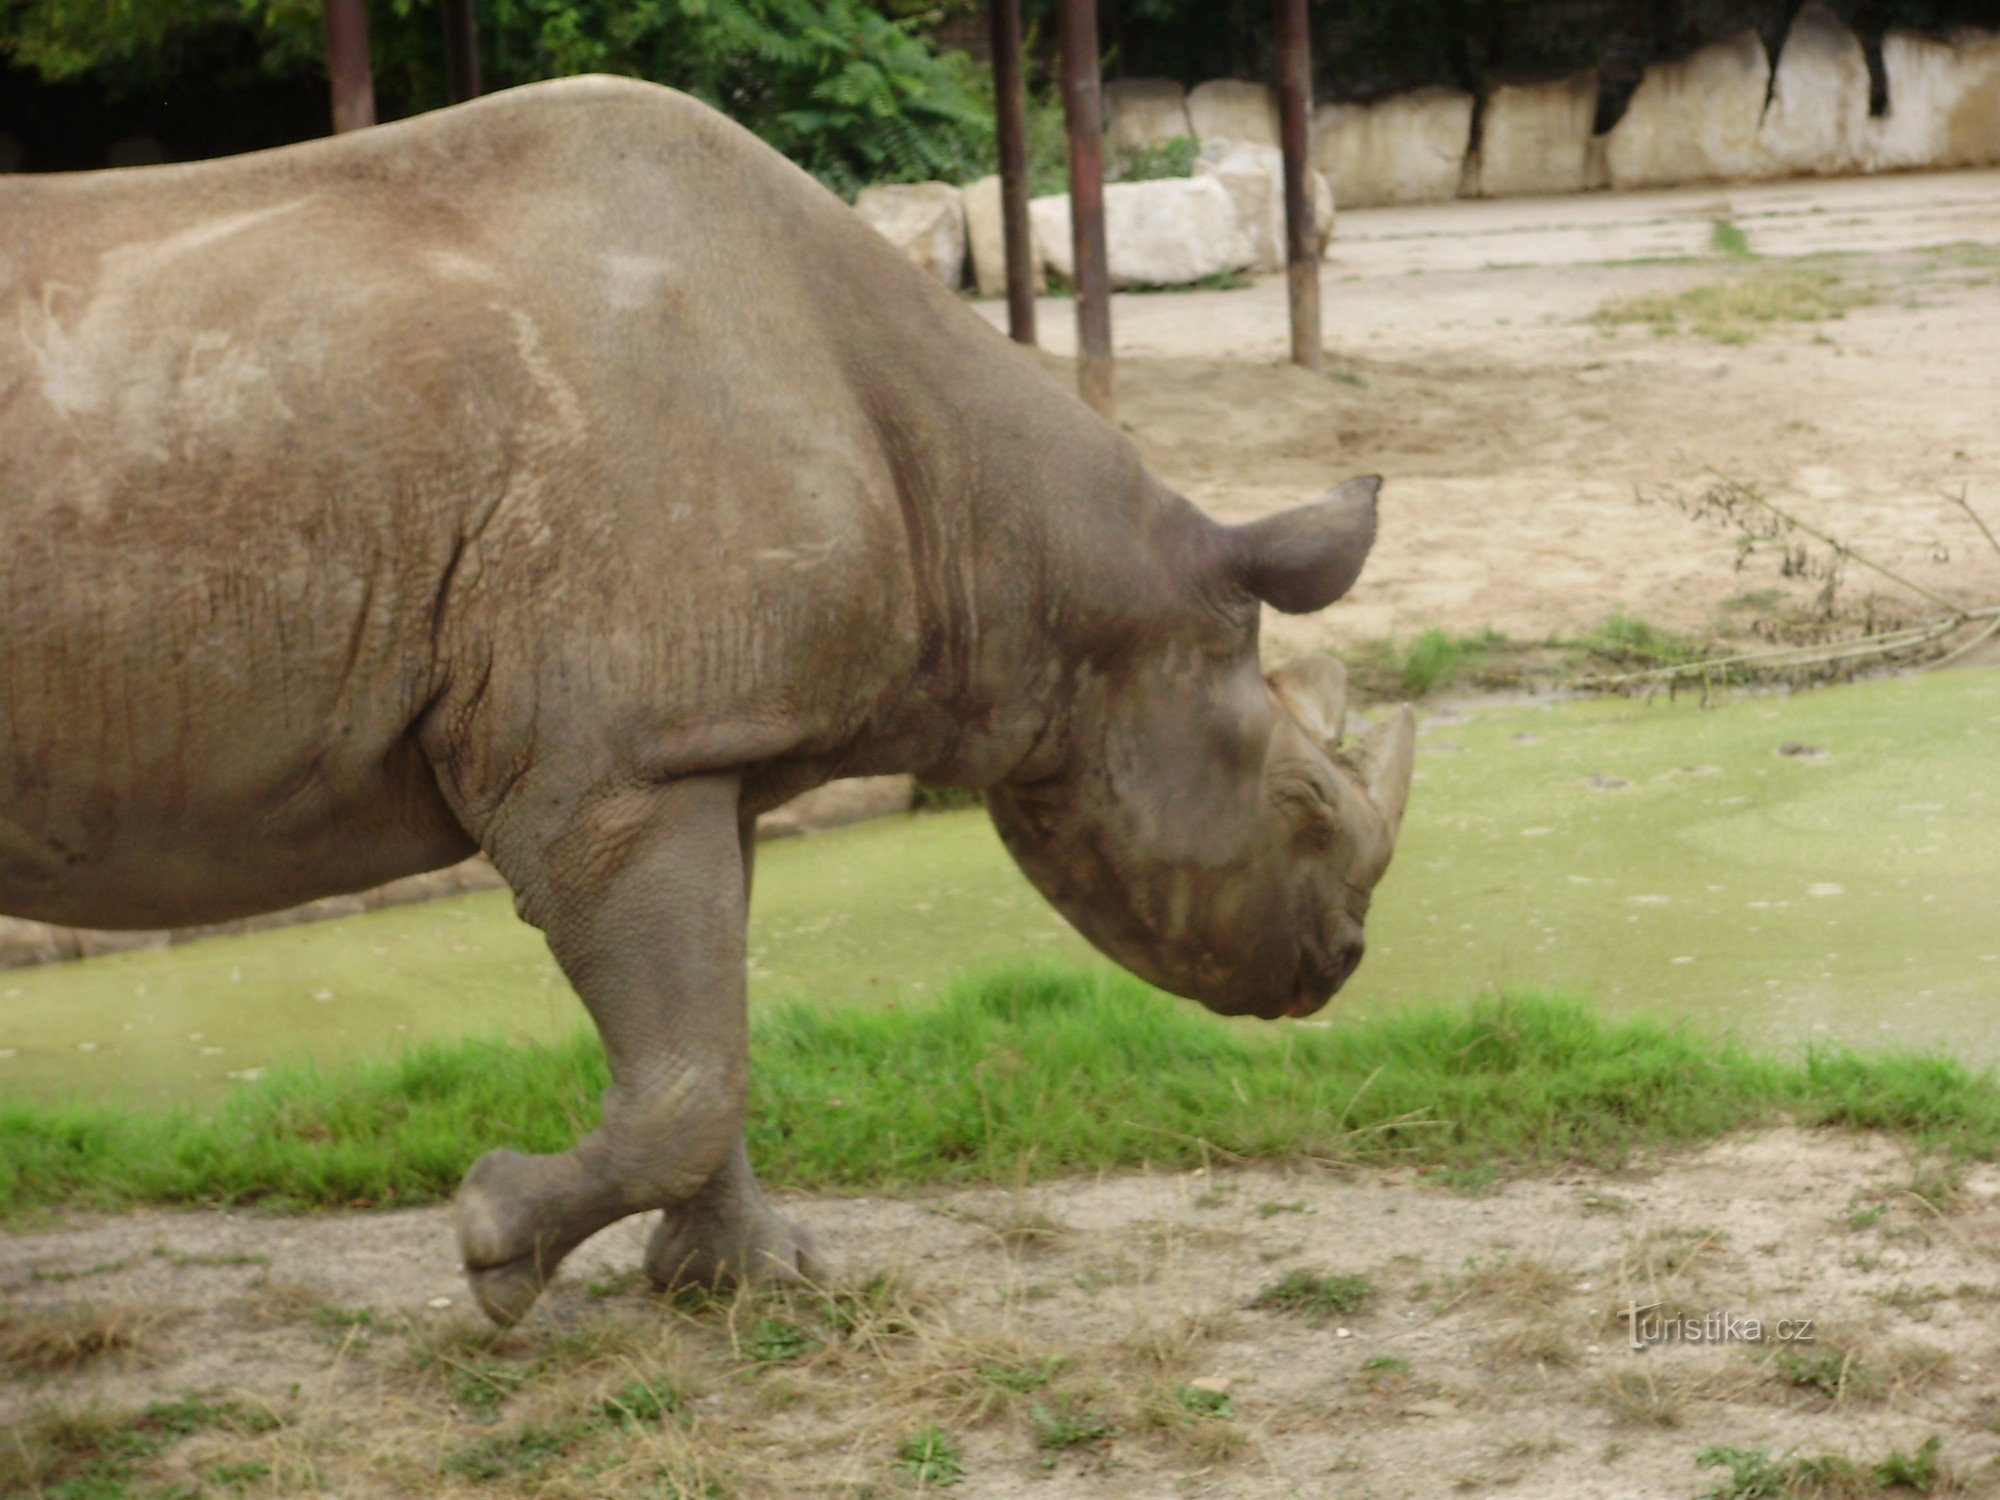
{"left": 0, "top": 77, "right": 1414, "bottom": 1325}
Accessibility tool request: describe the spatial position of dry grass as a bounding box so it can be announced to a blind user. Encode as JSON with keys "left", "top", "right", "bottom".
{"left": 0, "top": 1301, "right": 165, "bottom": 1374}
{"left": 1462, "top": 1255, "right": 1583, "bottom": 1367}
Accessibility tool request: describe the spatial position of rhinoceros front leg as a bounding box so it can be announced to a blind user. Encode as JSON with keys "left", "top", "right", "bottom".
{"left": 453, "top": 772, "right": 806, "bottom": 1326}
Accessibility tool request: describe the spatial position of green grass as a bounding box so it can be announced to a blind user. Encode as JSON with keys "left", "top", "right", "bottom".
{"left": 1593, "top": 268, "right": 1872, "bottom": 344}
{"left": 1696, "top": 1434, "right": 1948, "bottom": 1497}
{"left": 1112, "top": 134, "right": 1198, "bottom": 183}
{"left": 896, "top": 1424, "right": 967, "bottom": 1488}
{"left": 1249, "top": 1269, "right": 1377, "bottom": 1319}
{"left": 8, "top": 966, "right": 2000, "bottom": 1221}
{"left": 1709, "top": 218, "right": 1755, "bottom": 260}
{"left": 1352, "top": 627, "right": 1511, "bottom": 698}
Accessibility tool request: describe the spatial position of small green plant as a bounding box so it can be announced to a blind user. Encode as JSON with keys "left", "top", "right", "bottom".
{"left": 1354, "top": 627, "right": 1510, "bottom": 698}
{"left": 978, "top": 1355, "right": 1065, "bottom": 1393}
{"left": 1029, "top": 1392, "right": 1114, "bottom": 1460}
{"left": 1846, "top": 1201, "right": 1889, "bottom": 1231}
{"left": 1873, "top": 1434, "right": 1947, "bottom": 1491}
{"left": 445, "top": 1420, "right": 592, "bottom": 1482}
{"left": 1250, "top": 1268, "right": 1377, "bottom": 1319}
{"left": 745, "top": 1316, "right": 817, "bottom": 1363}
{"left": 599, "top": 1377, "right": 684, "bottom": 1429}
{"left": 1254, "top": 1198, "right": 1310, "bottom": 1219}
{"left": 1696, "top": 1435, "right": 1948, "bottom": 1498}
{"left": 896, "top": 1423, "right": 966, "bottom": 1487}
{"left": 1570, "top": 610, "right": 1708, "bottom": 674}
{"left": 1774, "top": 1344, "right": 1878, "bottom": 1403}
{"left": 1113, "top": 135, "right": 1199, "bottom": 182}
{"left": 1710, "top": 219, "right": 1754, "bottom": 259}
{"left": 1171, "top": 1383, "right": 1233, "bottom": 1418}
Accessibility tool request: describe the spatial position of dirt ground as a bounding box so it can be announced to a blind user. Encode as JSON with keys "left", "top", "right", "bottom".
{"left": 7, "top": 1131, "right": 2000, "bottom": 1497}
{"left": 8, "top": 171, "right": 2000, "bottom": 1496}
{"left": 984, "top": 167, "right": 2000, "bottom": 664}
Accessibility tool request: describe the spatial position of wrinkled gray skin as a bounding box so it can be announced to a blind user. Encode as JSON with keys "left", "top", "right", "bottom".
{"left": 0, "top": 77, "right": 1414, "bottom": 1325}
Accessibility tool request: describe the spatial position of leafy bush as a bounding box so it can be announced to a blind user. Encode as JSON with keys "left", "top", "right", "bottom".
{"left": 1, "top": 0, "right": 995, "bottom": 196}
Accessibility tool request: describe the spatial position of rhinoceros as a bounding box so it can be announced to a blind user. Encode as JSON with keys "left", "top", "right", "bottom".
{"left": 0, "top": 76, "right": 1414, "bottom": 1324}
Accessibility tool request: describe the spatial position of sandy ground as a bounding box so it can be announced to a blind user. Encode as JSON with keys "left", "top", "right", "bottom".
{"left": 7, "top": 1132, "right": 2000, "bottom": 1496}
{"left": 982, "top": 167, "right": 2000, "bottom": 663}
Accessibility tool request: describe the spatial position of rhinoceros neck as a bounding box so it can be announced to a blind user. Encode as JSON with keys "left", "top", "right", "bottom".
{"left": 848, "top": 331, "right": 1217, "bottom": 792}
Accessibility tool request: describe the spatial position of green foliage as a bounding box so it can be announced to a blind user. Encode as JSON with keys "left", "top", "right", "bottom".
{"left": 1028, "top": 1392, "right": 1113, "bottom": 1458}
{"left": 1112, "top": 134, "right": 1197, "bottom": 183}
{"left": 896, "top": 1424, "right": 966, "bottom": 1487}
{"left": 10, "top": 966, "right": 2000, "bottom": 1220}
{"left": 1249, "top": 1268, "right": 1377, "bottom": 1320}
{"left": 1362, "top": 627, "right": 1510, "bottom": 697}
{"left": 1709, "top": 218, "right": 1755, "bottom": 260}
{"left": 1696, "top": 1434, "right": 1949, "bottom": 1497}
{"left": 1568, "top": 611, "right": 1708, "bottom": 672}
{"left": 0, "top": 1397, "right": 282, "bottom": 1499}
{"left": 1, "top": 0, "right": 993, "bottom": 196}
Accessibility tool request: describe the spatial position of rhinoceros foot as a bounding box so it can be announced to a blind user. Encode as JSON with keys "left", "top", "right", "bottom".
{"left": 643, "top": 1202, "right": 822, "bottom": 1293}
{"left": 456, "top": 1147, "right": 620, "bottom": 1327}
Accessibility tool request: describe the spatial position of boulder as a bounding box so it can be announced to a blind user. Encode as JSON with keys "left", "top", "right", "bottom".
{"left": 1187, "top": 79, "right": 1281, "bottom": 149}
{"left": 963, "top": 174, "right": 1048, "bottom": 298}
{"left": 1474, "top": 70, "right": 1599, "bottom": 197}
{"left": 1605, "top": 32, "right": 1775, "bottom": 188}
{"left": 853, "top": 182, "right": 967, "bottom": 289}
{"left": 1857, "top": 28, "right": 2000, "bottom": 172}
{"left": 1106, "top": 78, "right": 1193, "bottom": 155}
{"left": 1031, "top": 174, "right": 1257, "bottom": 289}
{"left": 756, "top": 775, "right": 917, "bottom": 840}
{"left": 1763, "top": 3, "right": 1872, "bottom": 175}
{"left": 1313, "top": 89, "right": 1473, "bottom": 207}
{"left": 1194, "top": 141, "right": 1335, "bottom": 272}
{"left": 0, "top": 133, "right": 22, "bottom": 174}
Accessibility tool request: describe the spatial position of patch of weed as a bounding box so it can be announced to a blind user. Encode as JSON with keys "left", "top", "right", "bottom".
{"left": 1250, "top": 1268, "right": 1377, "bottom": 1319}
{"left": 744, "top": 1317, "right": 816, "bottom": 1364}
{"left": 1592, "top": 268, "right": 1871, "bottom": 344}
{"left": 1029, "top": 1392, "right": 1114, "bottom": 1462}
{"left": 896, "top": 1423, "right": 966, "bottom": 1487}
{"left": 1710, "top": 219, "right": 1755, "bottom": 259}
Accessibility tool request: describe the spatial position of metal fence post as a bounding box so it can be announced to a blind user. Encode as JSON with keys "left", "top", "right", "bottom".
{"left": 1060, "top": 0, "right": 1113, "bottom": 416}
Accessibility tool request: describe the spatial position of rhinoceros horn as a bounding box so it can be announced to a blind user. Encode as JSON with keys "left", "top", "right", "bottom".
{"left": 1348, "top": 706, "right": 1416, "bottom": 837}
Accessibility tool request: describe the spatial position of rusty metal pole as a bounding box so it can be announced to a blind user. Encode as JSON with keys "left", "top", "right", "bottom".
{"left": 1059, "top": 0, "right": 1113, "bottom": 416}
{"left": 1275, "top": 0, "right": 1323, "bottom": 369}
{"left": 325, "top": 0, "right": 377, "bottom": 133}
{"left": 442, "top": 0, "right": 481, "bottom": 104}
{"left": 989, "top": 0, "right": 1037, "bottom": 346}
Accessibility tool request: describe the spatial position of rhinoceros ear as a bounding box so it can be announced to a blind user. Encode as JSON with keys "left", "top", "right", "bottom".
{"left": 1229, "top": 476, "right": 1380, "bottom": 614}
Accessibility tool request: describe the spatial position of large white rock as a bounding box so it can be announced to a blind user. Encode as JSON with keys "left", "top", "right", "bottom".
{"left": 1187, "top": 78, "right": 1281, "bottom": 148}
{"left": 1606, "top": 31, "right": 1776, "bottom": 188}
{"left": 1106, "top": 78, "right": 1193, "bottom": 154}
{"left": 1031, "top": 174, "right": 1257, "bottom": 288}
{"left": 1857, "top": 28, "right": 2000, "bottom": 172}
{"left": 1475, "top": 70, "right": 1599, "bottom": 197}
{"left": 854, "top": 182, "right": 967, "bottom": 288}
{"left": 1194, "top": 140, "right": 1334, "bottom": 271}
{"left": 1763, "top": 3, "right": 1872, "bottom": 175}
{"left": 1313, "top": 89, "right": 1473, "bottom": 206}
{"left": 962, "top": 174, "right": 1047, "bottom": 298}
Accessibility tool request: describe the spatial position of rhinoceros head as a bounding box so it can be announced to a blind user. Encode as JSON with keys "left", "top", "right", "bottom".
{"left": 986, "top": 476, "right": 1413, "bottom": 1020}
